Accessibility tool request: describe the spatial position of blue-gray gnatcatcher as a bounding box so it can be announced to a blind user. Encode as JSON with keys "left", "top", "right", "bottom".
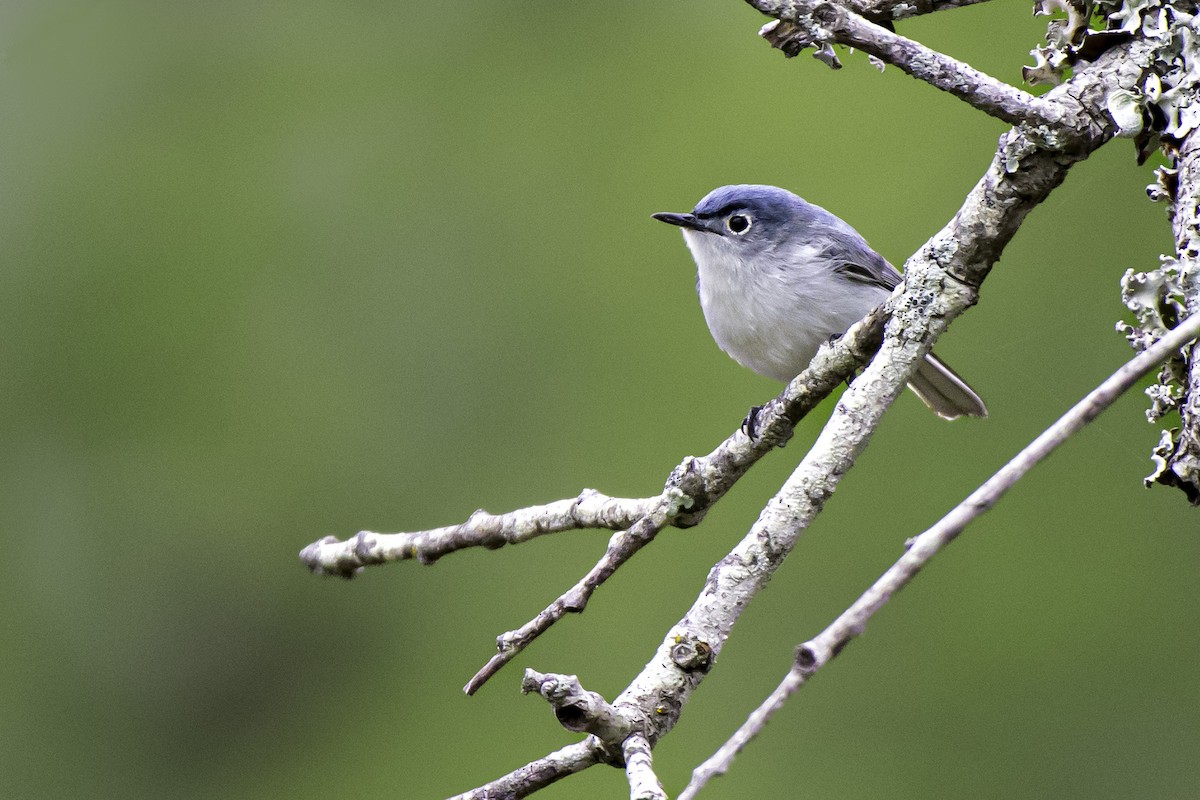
{"left": 653, "top": 184, "right": 986, "bottom": 420}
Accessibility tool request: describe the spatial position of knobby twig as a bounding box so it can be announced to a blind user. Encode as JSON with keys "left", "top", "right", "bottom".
{"left": 680, "top": 310, "right": 1200, "bottom": 799}
{"left": 299, "top": 490, "right": 657, "bottom": 578}
{"left": 521, "top": 670, "right": 632, "bottom": 742}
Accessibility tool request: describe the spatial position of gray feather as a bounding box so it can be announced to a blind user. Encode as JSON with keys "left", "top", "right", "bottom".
{"left": 908, "top": 354, "right": 988, "bottom": 419}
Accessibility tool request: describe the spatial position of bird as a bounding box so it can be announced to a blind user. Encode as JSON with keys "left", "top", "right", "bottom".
{"left": 653, "top": 184, "right": 986, "bottom": 420}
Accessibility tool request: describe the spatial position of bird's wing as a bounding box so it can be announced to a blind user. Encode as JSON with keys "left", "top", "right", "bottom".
{"left": 824, "top": 231, "right": 902, "bottom": 292}
{"left": 832, "top": 259, "right": 900, "bottom": 290}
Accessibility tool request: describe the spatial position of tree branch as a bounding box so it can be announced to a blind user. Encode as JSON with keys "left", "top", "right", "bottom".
{"left": 845, "top": 0, "right": 994, "bottom": 24}
{"left": 750, "top": 1, "right": 1071, "bottom": 130}
{"left": 680, "top": 309, "right": 1200, "bottom": 798}
{"left": 1154, "top": 129, "right": 1200, "bottom": 500}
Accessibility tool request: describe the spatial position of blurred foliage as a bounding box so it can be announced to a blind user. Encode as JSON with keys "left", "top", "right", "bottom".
{"left": 2, "top": 2, "right": 1197, "bottom": 799}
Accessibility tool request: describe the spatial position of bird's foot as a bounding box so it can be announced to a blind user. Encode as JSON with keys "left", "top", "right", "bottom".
{"left": 741, "top": 405, "right": 763, "bottom": 440}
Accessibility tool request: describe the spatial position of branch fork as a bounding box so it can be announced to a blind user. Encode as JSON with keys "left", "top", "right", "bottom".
{"left": 522, "top": 670, "right": 670, "bottom": 800}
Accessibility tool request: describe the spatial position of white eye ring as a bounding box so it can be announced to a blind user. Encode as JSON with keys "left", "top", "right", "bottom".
{"left": 727, "top": 214, "right": 751, "bottom": 234}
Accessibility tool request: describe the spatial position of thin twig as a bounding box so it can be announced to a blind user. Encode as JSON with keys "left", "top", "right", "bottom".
{"left": 465, "top": 512, "right": 673, "bottom": 695}
{"left": 298, "top": 490, "right": 655, "bottom": 577}
{"left": 680, "top": 312, "right": 1200, "bottom": 799}
{"left": 677, "top": 669, "right": 802, "bottom": 800}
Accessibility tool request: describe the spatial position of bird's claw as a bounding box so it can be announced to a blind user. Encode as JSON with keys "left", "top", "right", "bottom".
{"left": 741, "top": 405, "right": 764, "bottom": 440}
{"left": 823, "top": 333, "right": 860, "bottom": 387}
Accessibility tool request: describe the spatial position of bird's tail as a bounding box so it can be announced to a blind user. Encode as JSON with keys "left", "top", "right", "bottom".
{"left": 907, "top": 353, "right": 988, "bottom": 420}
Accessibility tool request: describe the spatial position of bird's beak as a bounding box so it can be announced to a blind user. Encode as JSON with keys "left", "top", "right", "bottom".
{"left": 652, "top": 211, "right": 722, "bottom": 235}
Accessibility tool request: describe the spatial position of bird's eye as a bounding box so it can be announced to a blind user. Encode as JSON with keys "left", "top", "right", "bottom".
{"left": 727, "top": 214, "right": 751, "bottom": 234}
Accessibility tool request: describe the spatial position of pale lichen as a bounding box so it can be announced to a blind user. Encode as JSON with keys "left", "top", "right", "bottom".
{"left": 1117, "top": 259, "right": 1190, "bottom": 419}
{"left": 1028, "top": 0, "right": 1200, "bottom": 147}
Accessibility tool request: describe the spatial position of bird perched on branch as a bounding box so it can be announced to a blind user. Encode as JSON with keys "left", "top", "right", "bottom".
{"left": 654, "top": 184, "right": 986, "bottom": 420}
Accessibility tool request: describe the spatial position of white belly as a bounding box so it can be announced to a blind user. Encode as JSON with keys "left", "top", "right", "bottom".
{"left": 686, "top": 230, "right": 887, "bottom": 382}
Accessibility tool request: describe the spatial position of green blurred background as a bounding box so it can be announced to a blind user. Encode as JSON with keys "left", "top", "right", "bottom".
{"left": 3, "top": 2, "right": 1197, "bottom": 798}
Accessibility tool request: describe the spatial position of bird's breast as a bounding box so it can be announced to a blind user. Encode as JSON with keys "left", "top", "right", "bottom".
{"left": 687, "top": 237, "right": 886, "bottom": 382}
